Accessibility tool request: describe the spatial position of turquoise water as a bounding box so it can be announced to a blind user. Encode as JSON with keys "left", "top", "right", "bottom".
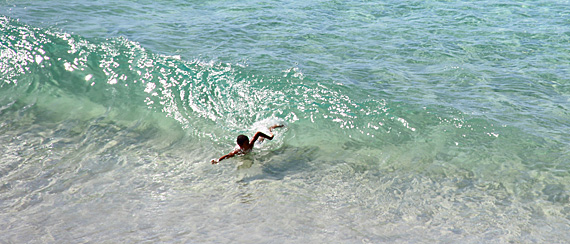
{"left": 1, "top": 0, "right": 569, "bottom": 242}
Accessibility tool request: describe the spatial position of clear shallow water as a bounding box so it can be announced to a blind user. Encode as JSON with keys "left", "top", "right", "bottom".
{"left": 1, "top": 0, "right": 569, "bottom": 243}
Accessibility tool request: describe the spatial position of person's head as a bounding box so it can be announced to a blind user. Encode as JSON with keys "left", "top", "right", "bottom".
{"left": 236, "top": 135, "right": 249, "bottom": 148}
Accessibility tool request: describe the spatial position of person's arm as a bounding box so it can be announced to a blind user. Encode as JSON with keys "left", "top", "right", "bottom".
{"left": 269, "top": 124, "right": 284, "bottom": 132}
{"left": 211, "top": 149, "right": 239, "bottom": 164}
{"left": 250, "top": 131, "right": 273, "bottom": 145}
{"left": 250, "top": 124, "right": 284, "bottom": 145}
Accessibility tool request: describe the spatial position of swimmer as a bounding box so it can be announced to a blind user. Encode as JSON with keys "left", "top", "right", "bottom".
{"left": 211, "top": 124, "right": 284, "bottom": 164}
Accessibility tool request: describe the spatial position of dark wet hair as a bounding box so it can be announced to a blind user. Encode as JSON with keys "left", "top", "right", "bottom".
{"left": 237, "top": 135, "right": 249, "bottom": 146}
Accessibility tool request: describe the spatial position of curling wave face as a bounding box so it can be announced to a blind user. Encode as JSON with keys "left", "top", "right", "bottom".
{"left": 1, "top": 7, "right": 569, "bottom": 242}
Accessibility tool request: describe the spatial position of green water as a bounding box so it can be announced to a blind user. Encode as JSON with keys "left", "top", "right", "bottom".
{"left": 1, "top": 0, "right": 569, "bottom": 242}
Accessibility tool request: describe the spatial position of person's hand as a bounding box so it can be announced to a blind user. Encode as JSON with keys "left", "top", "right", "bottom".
{"left": 269, "top": 124, "right": 284, "bottom": 131}
{"left": 211, "top": 159, "right": 219, "bottom": 164}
